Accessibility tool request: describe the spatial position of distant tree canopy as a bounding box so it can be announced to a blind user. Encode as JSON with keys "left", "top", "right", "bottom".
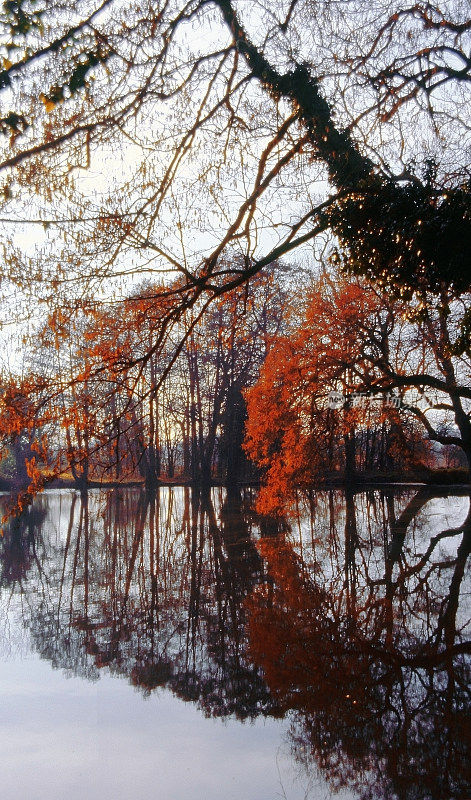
{"left": 0, "top": 0, "right": 470, "bottom": 333}
{"left": 0, "top": 265, "right": 289, "bottom": 504}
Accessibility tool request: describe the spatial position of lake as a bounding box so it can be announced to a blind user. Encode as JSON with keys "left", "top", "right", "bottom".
{"left": 0, "top": 486, "right": 469, "bottom": 800}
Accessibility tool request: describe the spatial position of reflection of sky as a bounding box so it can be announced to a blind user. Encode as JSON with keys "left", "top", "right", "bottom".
{"left": 0, "top": 652, "right": 352, "bottom": 800}
{"left": 1, "top": 487, "right": 467, "bottom": 800}
{"left": 0, "top": 481, "right": 354, "bottom": 800}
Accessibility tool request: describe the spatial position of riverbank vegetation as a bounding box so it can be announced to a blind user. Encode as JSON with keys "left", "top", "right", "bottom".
{"left": 0, "top": 1, "right": 469, "bottom": 510}
{"left": 1, "top": 262, "right": 469, "bottom": 509}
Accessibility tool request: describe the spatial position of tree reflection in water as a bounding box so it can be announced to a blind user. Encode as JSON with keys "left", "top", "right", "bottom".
{"left": 0, "top": 504, "right": 47, "bottom": 586}
{"left": 0, "top": 486, "right": 469, "bottom": 799}
{"left": 247, "top": 487, "right": 471, "bottom": 800}
{"left": 0, "top": 487, "right": 275, "bottom": 717}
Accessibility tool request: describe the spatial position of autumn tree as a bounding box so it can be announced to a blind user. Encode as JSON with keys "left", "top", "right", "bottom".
{"left": 245, "top": 270, "right": 470, "bottom": 514}
{"left": 181, "top": 264, "right": 287, "bottom": 485}
{"left": 1, "top": 260, "right": 287, "bottom": 494}
{"left": 0, "top": 371, "right": 52, "bottom": 509}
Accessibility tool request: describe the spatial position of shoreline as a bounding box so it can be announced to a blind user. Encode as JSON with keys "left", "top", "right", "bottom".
{"left": 0, "top": 471, "right": 469, "bottom": 494}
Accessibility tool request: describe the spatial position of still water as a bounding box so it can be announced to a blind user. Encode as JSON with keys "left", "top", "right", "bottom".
{"left": 0, "top": 486, "right": 469, "bottom": 800}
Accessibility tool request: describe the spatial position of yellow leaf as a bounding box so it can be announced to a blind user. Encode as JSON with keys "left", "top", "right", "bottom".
{"left": 40, "top": 93, "right": 55, "bottom": 113}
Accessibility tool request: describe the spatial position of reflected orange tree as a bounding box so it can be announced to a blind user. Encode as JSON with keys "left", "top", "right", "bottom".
{"left": 245, "top": 488, "right": 471, "bottom": 800}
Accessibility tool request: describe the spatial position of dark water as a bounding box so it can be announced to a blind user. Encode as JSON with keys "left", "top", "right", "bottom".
{"left": 0, "top": 486, "right": 469, "bottom": 800}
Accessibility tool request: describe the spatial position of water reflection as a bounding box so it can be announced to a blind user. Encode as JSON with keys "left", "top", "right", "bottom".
{"left": 0, "top": 486, "right": 469, "bottom": 799}
{"left": 248, "top": 488, "right": 471, "bottom": 799}
{"left": 0, "top": 487, "right": 275, "bottom": 719}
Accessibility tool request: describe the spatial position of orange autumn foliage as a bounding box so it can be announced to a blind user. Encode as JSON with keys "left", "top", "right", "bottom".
{"left": 244, "top": 276, "right": 377, "bottom": 513}
{"left": 244, "top": 273, "right": 430, "bottom": 515}
{"left": 246, "top": 536, "right": 373, "bottom": 721}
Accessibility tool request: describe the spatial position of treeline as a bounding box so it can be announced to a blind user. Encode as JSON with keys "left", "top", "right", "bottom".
{"left": 0, "top": 264, "right": 287, "bottom": 493}
{"left": 0, "top": 263, "right": 469, "bottom": 500}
